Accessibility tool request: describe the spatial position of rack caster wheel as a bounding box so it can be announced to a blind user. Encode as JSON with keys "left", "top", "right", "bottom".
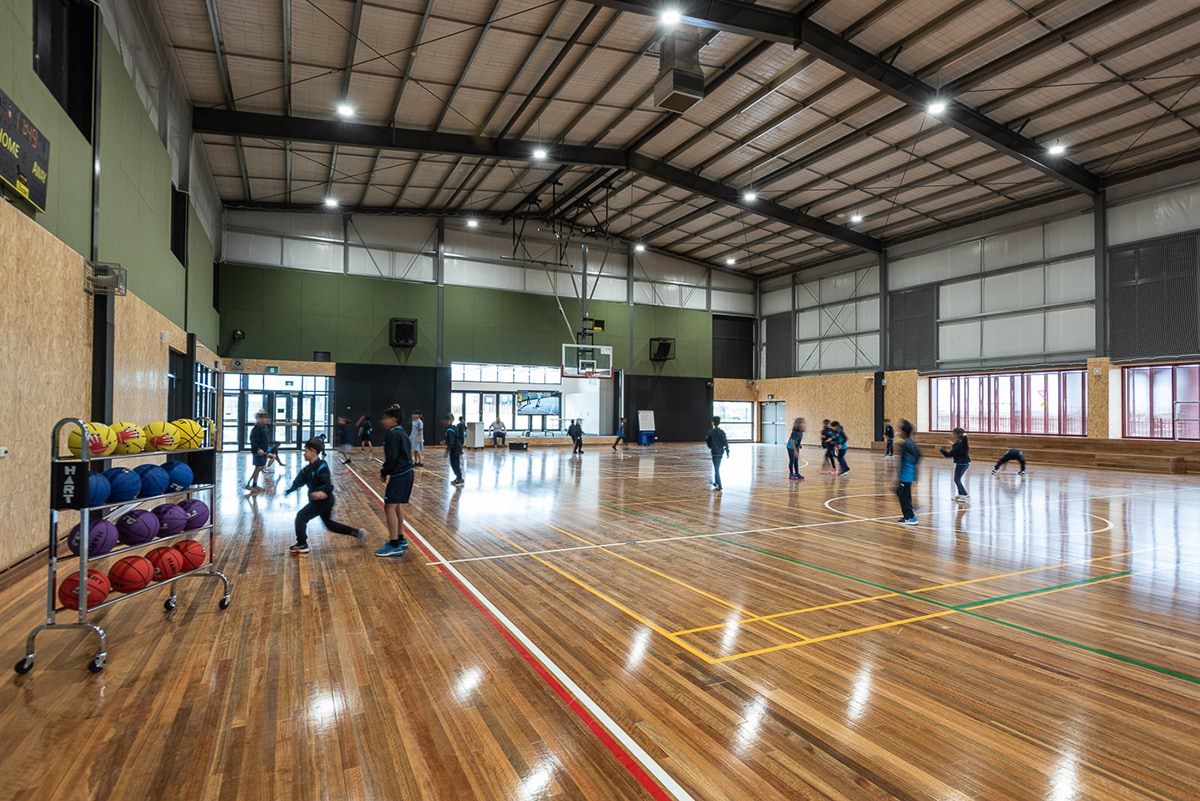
{"left": 218, "top": 596, "right": 231, "bottom": 610}
{"left": 163, "top": 598, "right": 177, "bottom": 612}
{"left": 87, "top": 656, "right": 105, "bottom": 674}
{"left": 14, "top": 657, "right": 33, "bottom": 675}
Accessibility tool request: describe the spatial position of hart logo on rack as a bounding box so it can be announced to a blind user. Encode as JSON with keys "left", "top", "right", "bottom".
{"left": 51, "top": 463, "right": 86, "bottom": 510}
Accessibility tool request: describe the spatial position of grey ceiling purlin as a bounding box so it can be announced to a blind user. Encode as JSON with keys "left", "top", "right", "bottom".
{"left": 386, "top": 0, "right": 436, "bottom": 209}
{"left": 282, "top": 0, "right": 293, "bottom": 203}
{"left": 325, "top": 0, "right": 366, "bottom": 199}
{"left": 202, "top": 0, "right": 252, "bottom": 201}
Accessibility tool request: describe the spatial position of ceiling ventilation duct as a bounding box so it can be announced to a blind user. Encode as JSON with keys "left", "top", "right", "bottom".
{"left": 654, "top": 29, "right": 704, "bottom": 113}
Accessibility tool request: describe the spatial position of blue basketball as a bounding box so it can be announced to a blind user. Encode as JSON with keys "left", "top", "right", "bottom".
{"left": 152, "top": 503, "right": 188, "bottom": 537}
{"left": 163, "top": 461, "right": 194, "bottom": 492}
{"left": 136, "top": 465, "right": 170, "bottom": 498}
{"left": 103, "top": 467, "right": 143, "bottom": 502}
{"left": 68, "top": 519, "right": 119, "bottom": 556}
{"left": 87, "top": 472, "right": 111, "bottom": 507}
{"left": 117, "top": 509, "right": 159, "bottom": 545}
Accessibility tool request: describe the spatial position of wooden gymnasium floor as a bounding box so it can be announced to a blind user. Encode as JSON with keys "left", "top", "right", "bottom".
{"left": 2, "top": 441, "right": 1200, "bottom": 801}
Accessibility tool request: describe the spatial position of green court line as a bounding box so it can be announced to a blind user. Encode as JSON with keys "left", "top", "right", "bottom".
{"left": 603, "top": 505, "right": 1200, "bottom": 686}
{"left": 954, "top": 571, "right": 1133, "bottom": 609}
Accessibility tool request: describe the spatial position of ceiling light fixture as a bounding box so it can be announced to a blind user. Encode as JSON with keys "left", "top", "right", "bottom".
{"left": 725, "top": 257, "right": 736, "bottom": 266}
{"left": 635, "top": 243, "right": 646, "bottom": 252}
{"left": 661, "top": 9, "right": 682, "bottom": 26}
{"left": 1048, "top": 143, "right": 1066, "bottom": 156}
{"left": 533, "top": 148, "right": 548, "bottom": 160}
{"left": 467, "top": 218, "right": 479, "bottom": 228}
{"left": 742, "top": 190, "right": 757, "bottom": 202}
{"left": 336, "top": 103, "right": 355, "bottom": 118}
{"left": 851, "top": 213, "right": 863, "bottom": 223}
{"left": 927, "top": 100, "right": 947, "bottom": 115}
{"left": 324, "top": 198, "right": 339, "bottom": 209}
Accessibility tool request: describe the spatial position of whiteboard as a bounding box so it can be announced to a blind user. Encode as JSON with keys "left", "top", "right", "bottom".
{"left": 638, "top": 410, "right": 656, "bottom": 431}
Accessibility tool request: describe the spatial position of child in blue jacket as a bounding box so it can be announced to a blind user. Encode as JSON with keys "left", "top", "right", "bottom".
{"left": 786, "top": 418, "right": 806, "bottom": 481}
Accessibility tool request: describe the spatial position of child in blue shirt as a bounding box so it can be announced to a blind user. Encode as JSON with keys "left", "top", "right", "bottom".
{"left": 285, "top": 438, "right": 362, "bottom": 554}
{"left": 786, "top": 418, "right": 806, "bottom": 481}
{"left": 895, "top": 420, "right": 921, "bottom": 525}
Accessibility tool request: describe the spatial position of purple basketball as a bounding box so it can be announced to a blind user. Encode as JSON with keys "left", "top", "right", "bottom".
{"left": 103, "top": 467, "right": 142, "bottom": 502}
{"left": 68, "top": 519, "right": 118, "bottom": 556}
{"left": 152, "top": 504, "right": 188, "bottom": 537}
{"left": 136, "top": 465, "right": 170, "bottom": 498}
{"left": 117, "top": 509, "right": 160, "bottom": 545}
{"left": 178, "top": 499, "right": 210, "bottom": 530}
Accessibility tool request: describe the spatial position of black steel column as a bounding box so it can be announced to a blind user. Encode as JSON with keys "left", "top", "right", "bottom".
{"left": 1094, "top": 190, "right": 1107, "bottom": 357}
{"left": 90, "top": 6, "right": 113, "bottom": 423}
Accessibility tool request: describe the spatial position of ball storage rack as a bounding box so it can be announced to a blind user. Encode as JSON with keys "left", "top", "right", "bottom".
{"left": 13, "top": 418, "right": 231, "bottom": 675}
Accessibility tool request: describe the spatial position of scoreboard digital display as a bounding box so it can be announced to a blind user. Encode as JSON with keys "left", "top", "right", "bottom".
{"left": 0, "top": 88, "right": 51, "bottom": 213}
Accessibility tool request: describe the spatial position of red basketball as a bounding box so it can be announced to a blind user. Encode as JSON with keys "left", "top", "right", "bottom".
{"left": 108, "top": 555, "right": 155, "bottom": 593}
{"left": 58, "top": 570, "right": 111, "bottom": 610}
{"left": 146, "top": 547, "right": 184, "bottom": 582}
{"left": 173, "top": 540, "right": 206, "bottom": 572}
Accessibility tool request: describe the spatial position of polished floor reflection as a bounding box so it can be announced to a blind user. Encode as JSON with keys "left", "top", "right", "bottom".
{"left": 3, "top": 443, "right": 1199, "bottom": 800}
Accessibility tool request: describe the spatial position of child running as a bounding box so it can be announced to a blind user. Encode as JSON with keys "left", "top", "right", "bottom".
{"left": 884, "top": 418, "right": 895, "bottom": 458}
{"left": 443, "top": 413, "right": 465, "bottom": 487}
{"left": 285, "top": 438, "right": 363, "bottom": 555}
{"left": 410, "top": 410, "right": 425, "bottom": 467}
{"left": 820, "top": 419, "right": 838, "bottom": 473}
{"left": 786, "top": 418, "right": 806, "bottom": 481}
{"left": 244, "top": 410, "right": 271, "bottom": 491}
{"left": 895, "top": 420, "right": 921, "bottom": 525}
{"left": 939, "top": 427, "right": 971, "bottom": 504}
{"left": 612, "top": 417, "right": 626, "bottom": 451}
{"left": 375, "top": 406, "right": 413, "bottom": 558}
{"left": 831, "top": 420, "right": 850, "bottom": 476}
{"left": 357, "top": 415, "right": 373, "bottom": 449}
{"left": 706, "top": 416, "right": 730, "bottom": 493}
{"left": 992, "top": 448, "right": 1027, "bottom": 475}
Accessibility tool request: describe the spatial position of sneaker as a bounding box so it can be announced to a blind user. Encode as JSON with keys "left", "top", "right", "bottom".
{"left": 374, "top": 543, "right": 408, "bottom": 558}
{"left": 452, "top": 479, "right": 465, "bottom": 487}
{"left": 263, "top": 467, "right": 275, "bottom": 474}
{"left": 897, "top": 518, "right": 918, "bottom": 526}
{"left": 243, "top": 481, "right": 255, "bottom": 490}
{"left": 347, "top": 528, "right": 365, "bottom": 538}
{"left": 289, "top": 544, "right": 310, "bottom": 554}
{"left": 992, "top": 469, "right": 998, "bottom": 475}
{"left": 1018, "top": 470, "right": 1026, "bottom": 476}
{"left": 714, "top": 488, "right": 722, "bottom": 494}
{"left": 839, "top": 470, "right": 850, "bottom": 476}
{"left": 796, "top": 475, "right": 805, "bottom": 481}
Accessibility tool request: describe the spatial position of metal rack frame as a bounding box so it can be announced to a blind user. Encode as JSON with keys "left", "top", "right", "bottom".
{"left": 14, "top": 418, "right": 231, "bottom": 674}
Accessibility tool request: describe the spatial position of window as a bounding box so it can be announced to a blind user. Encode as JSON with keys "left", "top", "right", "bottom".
{"left": 170, "top": 185, "right": 189, "bottom": 267}
{"left": 930, "top": 369, "right": 1086, "bottom": 436}
{"left": 33, "top": 0, "right": 96, "bottom": 139}
{"left": 713, "top": 401, "right": 753, "bottom": 442}
{"left": 1123, "top": 363, "right": 1200, "bottom": 439}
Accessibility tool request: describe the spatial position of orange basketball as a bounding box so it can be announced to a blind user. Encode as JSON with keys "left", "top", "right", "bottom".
{"left": 146, "top": 547, "right": 184, "bottom": 582}
{"left": 108, "top": 555, "right": 155, "bottom": 593}
{"left": 173, "top": 540, "right": 206, "bottom": 572}
{"left": 58, "top": 570, "right": 111, "bottom": 610}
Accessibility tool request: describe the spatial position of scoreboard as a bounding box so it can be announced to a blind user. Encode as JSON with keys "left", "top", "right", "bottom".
{"left": 0, "top": 88, "right": 51, "bottom": 213}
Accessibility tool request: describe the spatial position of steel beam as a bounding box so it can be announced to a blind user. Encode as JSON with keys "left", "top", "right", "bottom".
{"left": 202, "top": 0, "right": 252, "bottom": 200}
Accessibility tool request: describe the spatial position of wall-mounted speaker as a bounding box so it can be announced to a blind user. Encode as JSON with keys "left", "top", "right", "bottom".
{"left": 389, "top": 318, "right": 418, "bottom": 348}
{"left": 649, "top": 337, "right": 676, "bottom": 361}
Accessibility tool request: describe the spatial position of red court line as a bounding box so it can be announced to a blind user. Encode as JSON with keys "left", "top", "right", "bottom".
{"left": 342, "top": 467, "right": 677, "bottom": 801}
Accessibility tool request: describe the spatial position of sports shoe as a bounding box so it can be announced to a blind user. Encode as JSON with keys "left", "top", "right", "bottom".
{"left": 263, "top": 467, "right": 274, "bottom": 474}
{"left": 839, "top": 469, "right": 851, "bottom": 476}
{"left": 374, "top": 542, "right": 408, "bottom": 558}
{"left": 992, "top": 469, "right": 998, "bottom": 475}
{"left": 1018, "top": 470, "right": 1026, "bottom": 476}
{"left": 897, "top": 518, "right": 918, "bottom": 526}
{"left": 714, "top": 488, "right": 722, "bottom": 493}
{"left": 451, "top": 479, "right": 465, "bottom": 487}
{"left": 289, "top": 544, "right": 310, "bottom": 554}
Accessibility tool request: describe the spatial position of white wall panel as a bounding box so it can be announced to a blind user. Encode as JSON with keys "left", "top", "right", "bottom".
{"left": 940, "top": 279, "right": 981, "bottom": 319}
{"left": 353, "top": 215, "right": 436, "bottom": 250}
{"left": 1045, "top": 214, "right": 1093, "bottom": 258}
{"left": 940, "top": 320, "right": 981, "bottom": 361}
{"left": 634, "top": 281, "right": 656, "bottom": 306}
{"left": 797, "top": 309, "right": 820, "bottom": 340}
{"left": 225, "top": 231, "right": 282, "bottom": 267}
{"left": 889, "top": 241, "right": 981, "bottom": 289}
{"left": 820, "top": 304, "right": 855, "bottom": 336}
{"left": 855, "top": 266, "right": 880, "bottom": 295}
{"left": 856, "top": 333, "right": 880, "bottom": 367}
{"left": 820, "top": 272, "right": 858, "bottom": 303}
{"left": 857, "top": 298, "right": 880, "bottom": 332}
{"left": 796, "top": 280, "right": 820, "bottom": 309}
{"left": 525, "top": 270, "right": 557, "bottom": 296}
{"left": 1045, "top": 307, "right": 1095, "bottom": 352}
{"left": 820, "top": 337, "right": 857, "bottom": 370}
{"left": 283, "top": 238, "right": 341, "bottom": 272}
{"left": 347, "top": 246, "right": 392, "bottom": 278}
{"left": 445, "top": 259, "right": 525, "bottom": 291}
{"left": 636, "top": 251, "right": 706, "bottom": 284}
{"left": 796, "top": 341, "right": 819, "bottom": 372}
{"left": 761, "top": 287, "right": 792, "bottom": 316}
{"left": 711, "top": 271, "right": 753, "bottom": 291}
{"left": 983, "top": 224, "right": 1043, "bottom": 271}
{"left": 1045, "top": 257, "right": 1095, "bottom": 304}
{"left": 711, "top": 290, "right": 755, "bottom": 314}
{"left": 1109, "top": 184, "right": 1200, "bottom": 245}
{"left": 982, "top": 312, "right": 1043, "bottom": 357}
{"left": 228, "top": 210, "right": 343, "bottom": 240}
{"left": 983, "top": 267, "right": 1044, "bottom": 313}
{"left": 590, "top": 276, "right": 629, "bottom": 303}
{"left": 681, "top": 285, "right": 708, "bottom": 310}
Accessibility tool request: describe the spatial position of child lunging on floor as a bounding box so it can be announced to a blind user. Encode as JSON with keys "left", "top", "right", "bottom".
{"left": 895, "top": 420, "right": 921, "bottom": 526}
{"left": 939, "top": 427, "right": 971, "bottom": 504}
{"left": 787, "top": 418, "right": 806, "bottom": 481}
{"left": 285, "top": 438, "right": 363, "bottom": 555}
{"left": 992, "top": 448, "right": 1027, "bottom": 475}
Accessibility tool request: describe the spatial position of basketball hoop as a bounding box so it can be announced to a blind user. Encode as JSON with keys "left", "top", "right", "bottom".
{"left": 561, "top": 343, "right": 614, "bottom": 380}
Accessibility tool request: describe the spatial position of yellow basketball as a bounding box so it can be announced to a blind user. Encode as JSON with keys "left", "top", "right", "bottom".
{"left": 171, "top": 418, "right": 205, "bottom": 450}
{"left": 66, "top": 422, "right": 117, "bottom": 458}
{"left": 110, "top": 422, "right": 147, "bottom": 455}
{"left": 143, "top": 420, "right": 181, "bottom": 451}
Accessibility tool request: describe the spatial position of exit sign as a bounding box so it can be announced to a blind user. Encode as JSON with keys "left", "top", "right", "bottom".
{"left": 265, "top": 365, "right": 279, "bottom": 374}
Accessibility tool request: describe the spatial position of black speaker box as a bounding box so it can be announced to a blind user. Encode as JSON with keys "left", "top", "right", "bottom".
{"left": 389, "top": 318, "right": 418, "bottom": 348}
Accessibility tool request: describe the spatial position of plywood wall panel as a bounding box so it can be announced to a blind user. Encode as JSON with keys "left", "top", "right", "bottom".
{"left": 757, "top": 373, "right": 877, "bottom": 448}
{"left": 884, "top": 370, "right": 920, "bottom": 431}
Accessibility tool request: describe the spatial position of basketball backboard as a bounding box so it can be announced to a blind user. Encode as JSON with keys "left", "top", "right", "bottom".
{"left": 562, "top": 343, "right": 614, "bottom": 379}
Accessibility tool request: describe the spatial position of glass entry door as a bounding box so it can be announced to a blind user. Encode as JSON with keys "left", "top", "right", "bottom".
{"left": 270, "top": 392, "right": 302, "bottom": 449}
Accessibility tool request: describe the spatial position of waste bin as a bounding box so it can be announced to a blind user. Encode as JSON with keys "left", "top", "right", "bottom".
{"left": 637, "top": 430, "right": 655, "bottom": 445}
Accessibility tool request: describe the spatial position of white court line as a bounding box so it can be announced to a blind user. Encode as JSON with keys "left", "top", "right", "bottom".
{"left": 342, "top": 463, "right": 696, "bottom": 801}
{"left": 427, "top": 486, "right": 1194, "bottom": 567}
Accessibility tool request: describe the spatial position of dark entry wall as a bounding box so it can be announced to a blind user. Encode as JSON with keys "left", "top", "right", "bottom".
{"left": 625, "top": 375, "right": 714, "bottom": 442}
{"left": 335, "top": 364, "right": 450, "bottom": 446}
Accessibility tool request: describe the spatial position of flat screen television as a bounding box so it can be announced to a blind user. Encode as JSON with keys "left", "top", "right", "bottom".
{"left": 515, "top": 391, "right": 561, "bottom": 416}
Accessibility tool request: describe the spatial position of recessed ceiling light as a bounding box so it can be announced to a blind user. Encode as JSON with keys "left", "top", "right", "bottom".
{"left": 1048, "top": 143, "right": 1066, "bottom": 156}
{"left": 725, "top": 257, "right": 736, "bottom": 266}
{"left": 635, "top": 243, "right": 646, "bottom": 252}
{"left": 927, "top": 100, "right": 947, "bottom": 115}
{"left": 851, "top": 213, "right": 863, "bottom": 223}
{"left": 742, "top": 190, "right": 757, "bottom": 202}
{"left": 336, "top": 103, "right": 355, "bottom": 118}
{"left": 533, "top": 148, "right": 548, "bottom": 160}
{"left": 467, "top": 218, "right": 479, "bottom": 228}
{"left": 661, "top": 9, "right": 682, "bottom": 26}
{"left": 324, "top": 198, "right": 339, "bottom": 209}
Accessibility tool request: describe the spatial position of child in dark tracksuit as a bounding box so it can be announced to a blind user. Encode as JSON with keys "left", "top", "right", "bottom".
{"left": 245, "top": 412, "right": 271, "bottom": 490}
{"left": 787, "top": 418, "right": 805, "bottom": 481}
{"left": 285, "top": 438, "right": 361, "bottom": 554}
{"left": 444, "top": 414, "right": 465, "bottom": 486}
{"left": 895, "top": 420, "right": 921, "bottom": 525}
{"left": 820, "top": 420, "right": 837, "bottom": 473}
{"left": 939, "top": 428, "right": 971, "bottom": 504}
{"left": 376, "top": 406, "right": 413, "bottom": 558}
{"left": 884, "top": 419, "right": 895, "bottom": 457}
{"left": 706, "top": 416, "right": 730, "bottom": 492}
{"left": 993, "top": 449, "right": 1027, "bottom": 475}
{"left": 830, "top": 421, "right": 850, "bottom": 476}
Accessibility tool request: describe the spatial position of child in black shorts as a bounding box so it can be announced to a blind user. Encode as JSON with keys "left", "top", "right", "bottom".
{"left": 285, "top": 438, "right": 362, "bottom": 554}
{"left": 376, "top": 405, "right": 414, "bottom": 558}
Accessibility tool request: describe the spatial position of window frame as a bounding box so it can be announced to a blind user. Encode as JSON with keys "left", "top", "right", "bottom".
{"left": 929, "top": 368, "right": 1087, "bottom": 437}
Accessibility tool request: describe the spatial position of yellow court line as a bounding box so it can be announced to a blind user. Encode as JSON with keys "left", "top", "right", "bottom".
{"left": 544, "top": 524, "right": 810, "bottom": 642}
{"left": 479, "top": 527, "right": 718, "bottom": 665}
{"left": 671, "top": 548, "right": 1135, "bottom": 636}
